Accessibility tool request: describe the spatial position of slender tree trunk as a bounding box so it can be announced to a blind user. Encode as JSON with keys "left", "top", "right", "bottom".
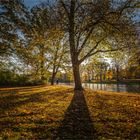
{"left": 116, "top": 65, "right": 119, "bottom": 82}
{"left": 40, "top": 45, "right": 45, "bottom": 81}
{"left": 40, "top": 61, "right": 44, "bottom": 81}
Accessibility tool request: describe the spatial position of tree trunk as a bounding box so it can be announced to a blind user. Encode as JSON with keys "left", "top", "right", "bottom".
{"left": 72, "top": 63, "right": 83, "bottom": 90}
{"left": 40, "top": 62, "right": 44, "bottom": 81}
{"left": 40, "top": 45, "right": 45, "bottom": 81}
{"left": 51, "top": 72, "right": 56, "bottom": 85}
{"left": 116, "top": 65, "right": 119, "bottom": 82}
{"left": 68, "top": 0, "right": 83, "bottom": 90}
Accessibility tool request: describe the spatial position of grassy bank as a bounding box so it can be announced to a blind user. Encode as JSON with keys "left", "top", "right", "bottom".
{"left": 0, "top": 85, "right": 140, "bottom": 139}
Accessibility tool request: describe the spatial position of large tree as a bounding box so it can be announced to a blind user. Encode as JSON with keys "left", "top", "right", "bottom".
{"left": 56, "top": 0, "right": 139, "bottom": 90}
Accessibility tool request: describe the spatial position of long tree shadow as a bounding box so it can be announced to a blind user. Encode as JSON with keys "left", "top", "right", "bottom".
{"left": 55, "top": 90, "right": 96, "bottom": 139}
{"left": 0, "top": 88, "right": 73, "bottom": 114}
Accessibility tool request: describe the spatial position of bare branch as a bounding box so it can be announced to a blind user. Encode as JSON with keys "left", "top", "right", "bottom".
{"left": 77, "top": 27, "right": 94, "bottom": 54}
{"left": 77, "top": 19, "right": 101, "bottom": 55}
{"left": 60, "top": 0, "right": 70, "bottom": 18}
{"left": 79, "top": 37, "right": 106, "bottom": 64}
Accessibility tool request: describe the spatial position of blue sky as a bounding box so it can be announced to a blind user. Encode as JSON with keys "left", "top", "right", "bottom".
{"left": 23, "top": 0, "right": 139, "bottom": 22}
{"left": 24, "top": 0, "right": 46, "bottom": 8}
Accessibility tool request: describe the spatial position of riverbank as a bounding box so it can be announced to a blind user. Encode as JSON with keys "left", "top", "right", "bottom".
{"left": 0, "top": 85, "right": 140, "bottom": 139}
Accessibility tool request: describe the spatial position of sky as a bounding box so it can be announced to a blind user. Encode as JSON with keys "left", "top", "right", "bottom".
{"left": 24, "top": 0, "right": 46, "bottom": 8}
{"left": 23, "top": 0, "right": 140, "bottom": 20}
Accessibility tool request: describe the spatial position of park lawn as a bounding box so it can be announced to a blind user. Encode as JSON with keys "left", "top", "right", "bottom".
{"left": 0, "top": 85, "right": 140, "bottom": 139}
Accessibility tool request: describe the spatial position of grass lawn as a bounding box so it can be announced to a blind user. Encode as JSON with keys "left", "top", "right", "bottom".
{"left": 0, "top": 85, "right": 140, "bottom": 139}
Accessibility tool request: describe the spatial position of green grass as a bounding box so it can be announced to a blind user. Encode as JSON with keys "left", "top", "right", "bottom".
{"left": 0, "top": 85, "right": 140, "bottom": 139}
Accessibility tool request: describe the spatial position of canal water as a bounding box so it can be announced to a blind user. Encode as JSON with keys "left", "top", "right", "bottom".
{"left": 61, "top": 83, "right": 140, "bottom": 93}
{"left": 83, "top": 83, "right": 140, "bottom": 93}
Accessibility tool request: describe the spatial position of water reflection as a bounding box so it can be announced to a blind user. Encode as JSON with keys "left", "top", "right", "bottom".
{"left": 82, "top": 83, "right": 140, "bottom": 93}
{"left": 60, "top": 83, "right": 140, "bottom": 93}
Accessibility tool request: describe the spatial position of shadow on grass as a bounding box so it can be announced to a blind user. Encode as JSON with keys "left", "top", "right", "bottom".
{"left": 55, "top": 90, "right": 96, "bottom": 139}
{"left": 0, "top": 87, "right": 74, "bottom": 139}
{"left": 0, "top": 87, "right": 96, "bottom": 139}
{"left": 0, "top": 87, "right": 73, "bottom": 115}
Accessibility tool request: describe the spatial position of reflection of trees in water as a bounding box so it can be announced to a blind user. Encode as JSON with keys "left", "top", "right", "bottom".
{"left": 116, "top": 84, "right": 120, "bottom": 92}
{"left": 82, "top": 83, "right": 140, "bottom": 93}
{"left": 125, "top": 84, "right": 140, "bottom": 93}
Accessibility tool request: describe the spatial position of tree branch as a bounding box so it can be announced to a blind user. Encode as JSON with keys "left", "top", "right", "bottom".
{"left": 79, "top": 37, "right": 106, "bottom": 64}
{"left": 60, "top": 0, "right": 70, "bottom": 18}
{"left": 77, "top": 18, "right": 102, "bottom": 55}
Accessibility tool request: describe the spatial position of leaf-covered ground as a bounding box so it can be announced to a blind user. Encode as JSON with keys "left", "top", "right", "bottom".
{"left": 0, "top": 85, "right": 140, "bottom": 139}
